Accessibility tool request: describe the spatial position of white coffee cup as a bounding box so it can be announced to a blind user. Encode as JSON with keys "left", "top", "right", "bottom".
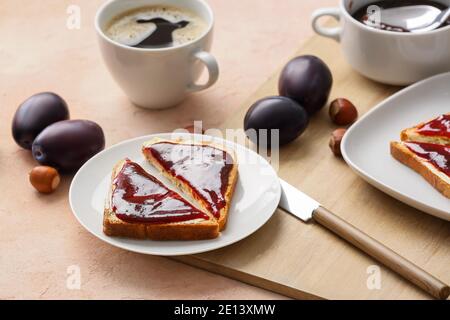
{"left": 95, "top": 0, "right": 219, "bottom": 109}
{"left": 312, "top": 0, "right": 450, "bottom": 85}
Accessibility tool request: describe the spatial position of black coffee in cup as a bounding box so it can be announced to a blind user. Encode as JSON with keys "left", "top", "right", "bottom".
{"left": 352, "top": 0, "right": 449, "bottom": 32}
{"left": 106, "top": 5, "right": 207, "bottom": 48}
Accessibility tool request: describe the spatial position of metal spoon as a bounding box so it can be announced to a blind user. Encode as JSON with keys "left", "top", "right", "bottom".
{"left": 375, "top": 5, "right": 450, "bottom": 33}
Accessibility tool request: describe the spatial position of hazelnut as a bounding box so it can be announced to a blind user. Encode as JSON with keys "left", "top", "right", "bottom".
{"left": 184, "top": 124, "right": 205, "bottom": 134}
{"left": 329, "top": 128, "right": 347, "bottom": 157}
{"left": 29, "top": 166, "right": 60, "bottom": 194}
{"left": 329, "top": 98, "right": 358, "bottom": 126}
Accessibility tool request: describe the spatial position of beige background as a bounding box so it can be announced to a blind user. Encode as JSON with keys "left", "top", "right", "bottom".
{"left": 0, "top": 0, "right": 337, "bottom": 299}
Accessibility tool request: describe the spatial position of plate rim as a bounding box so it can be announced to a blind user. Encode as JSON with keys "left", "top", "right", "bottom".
{"left": 341, "top": 72, "right": 450, "bottom": 221}
{"left": 69, "top": 132, "right": 281, "bottom": 256}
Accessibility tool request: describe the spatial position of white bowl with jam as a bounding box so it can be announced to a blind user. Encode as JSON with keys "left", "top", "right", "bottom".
{"left": 312, "top": 0, "right": 450, "bottom": 85}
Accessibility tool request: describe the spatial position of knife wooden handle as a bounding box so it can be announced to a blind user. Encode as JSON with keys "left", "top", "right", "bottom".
{"left": 312, "top": 206, "right": 450, "bottom": 300}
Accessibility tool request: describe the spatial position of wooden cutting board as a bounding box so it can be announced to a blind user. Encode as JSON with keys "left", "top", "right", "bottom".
{"left": 174, "top": 34, "right": 450, "bottom": 300}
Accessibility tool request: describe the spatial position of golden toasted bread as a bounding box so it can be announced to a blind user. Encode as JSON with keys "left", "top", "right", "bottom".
{"left": 390, "top": 142, "right": 450, "bottom": 199}
{"left": 103, "top": 159, "right": 219, "bottom": 241}
{"left": 401, "top": 113, "right": 450, "bottom": 145}
{"left": 142, "top": 137, "right": 238, "bottom": 231}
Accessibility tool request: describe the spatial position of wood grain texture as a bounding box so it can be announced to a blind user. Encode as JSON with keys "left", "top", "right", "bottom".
{"left": 313, "top": 206, "right": 449, "bottom": 300}
{"left": 174, "top": 33, "right": 450, "bottom": 300}
{"left": 0, "top": 0, "right": 337, "bottom": 300}
{"left": 1, "top": 0, "right": 448, "bottom": 300}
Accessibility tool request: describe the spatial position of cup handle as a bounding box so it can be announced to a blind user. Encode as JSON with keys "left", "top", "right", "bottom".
{"left": 311, "top": 7, "right": 342, "bottom": 42}
{"left": 188, "top": 51, "right": 219, "bottom": 92}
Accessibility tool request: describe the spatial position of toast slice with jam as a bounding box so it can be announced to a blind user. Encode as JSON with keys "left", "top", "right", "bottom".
{"left": 142, "top": 138, "right": 238, "bottom": 231}
{"left": 391, "top": 114, "right": 450, "bottom": 199}
{"left": 103, "top": 159, "right": 219, "bottom": 240}
{"left": 400, "top": 113, "right": 450, "bottom": 145}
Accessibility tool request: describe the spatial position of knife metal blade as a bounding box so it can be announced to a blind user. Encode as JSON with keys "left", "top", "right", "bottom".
{"left": 278, "top": 179, "right": 319, "bottom": 222}
{"left": 277, "top": 178, "right": 450, "bottom": 300}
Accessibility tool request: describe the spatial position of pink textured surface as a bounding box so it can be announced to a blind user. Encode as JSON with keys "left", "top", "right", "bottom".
{"left": 0, "top": 0, "right": 336, "bottom": 299}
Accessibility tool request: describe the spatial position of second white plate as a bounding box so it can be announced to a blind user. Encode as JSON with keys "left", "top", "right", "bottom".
{"left": 342, "top": 72, "right": 450, "bottom": 221}
{"left": 69, "top": 133, "right": 281, "bottom": 256}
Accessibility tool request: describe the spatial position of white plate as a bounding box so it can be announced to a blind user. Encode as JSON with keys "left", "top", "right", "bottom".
{"left": 69, "top": 133, "right": 281, "bottom": 256}
{"left": 342, "top": 72, "right": 450, "bottom": 221}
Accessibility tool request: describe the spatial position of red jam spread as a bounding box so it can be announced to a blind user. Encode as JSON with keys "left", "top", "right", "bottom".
{"left": 405, "top": 142, "right": 450, "bottom": 177}
{"left": 111, "top": 160, "right": 209, "bottom": 224}
{"left": 417, "top": 114, "right": 450, "bottom": 138}
{"left": 145, "top": 142, "right": 234, "bottom": 219}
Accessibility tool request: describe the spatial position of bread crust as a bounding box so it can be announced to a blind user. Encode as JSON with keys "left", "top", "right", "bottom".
{"left": 401, "top": 113, "right": 450, "bottom": 144}
{"left": 103, "top": 160, "right": 219, "bottom": 241}
{"left": 103, "top": 210, "right": 219, "bottom": 240}
{"left": 390, "top": 142, "right": 450, "bottom": 199}
{"left": 142, "top": 137, "right": 239, "bottom": 231}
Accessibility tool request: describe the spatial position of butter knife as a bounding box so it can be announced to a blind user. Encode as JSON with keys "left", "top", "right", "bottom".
{"left": 279, "top": 179, "right": 449, "bottom": 300}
